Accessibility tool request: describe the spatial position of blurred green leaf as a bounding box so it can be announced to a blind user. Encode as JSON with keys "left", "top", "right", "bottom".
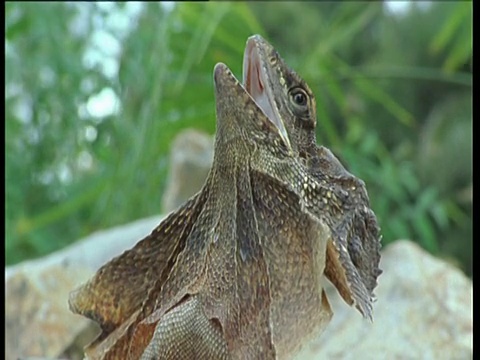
{"left": 430, "top": 2, "right": 472, "bottom": 71}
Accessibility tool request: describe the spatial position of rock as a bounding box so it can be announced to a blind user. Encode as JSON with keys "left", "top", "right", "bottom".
{"left": 5, "top": 215, "right": 164, "bottom": 360}
{"left": 5, "top": 263, "right": 92, "bottom": 360}
{"left": 5, "top": 215, "right": 164, "bottom": 280}
{"left": 295, "top": 240, "right": 473, "bottom": 360}
{"left": 161, "top": 128, "right": 213, "bottom": 213}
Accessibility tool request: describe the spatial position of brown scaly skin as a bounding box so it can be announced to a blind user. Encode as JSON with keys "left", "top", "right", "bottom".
{"left": 69, "top": 35, "right": 381, "bottom": 359}
{"left": 243, "top": 35, "right": 382, "bottom": 319}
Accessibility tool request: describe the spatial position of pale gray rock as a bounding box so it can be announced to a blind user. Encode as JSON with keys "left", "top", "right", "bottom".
{"left": 161, "top": 128, "right": 213, "bottom": 213}
{"left": 295, "top": 240, "right": 473, "bottom": 360}
{"left": 6, "top": 263, "right": 92, "bottom": 360}
{"left": 5, "top": 215, "right": 164, "bottom": 360}
{"left": 5, "top": 215, "right": 164, "bottom": 281}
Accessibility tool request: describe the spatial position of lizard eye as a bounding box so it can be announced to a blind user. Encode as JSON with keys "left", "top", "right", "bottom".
{"left": 289, "top": 87, "right": 309, "bottom": 111}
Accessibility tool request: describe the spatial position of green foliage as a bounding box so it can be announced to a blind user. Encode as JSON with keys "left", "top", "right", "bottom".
{"left": 6, "top": 2, "right": 472, "bottom": 275}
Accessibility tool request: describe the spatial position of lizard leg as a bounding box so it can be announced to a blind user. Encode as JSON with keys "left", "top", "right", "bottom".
{"left": 140, "top": 295, "right": 230, "bottom": 360}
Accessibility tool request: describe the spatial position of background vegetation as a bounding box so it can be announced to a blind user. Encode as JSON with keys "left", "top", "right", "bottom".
{"left": 6, "top": 2, "right": 472, "bottom": 275}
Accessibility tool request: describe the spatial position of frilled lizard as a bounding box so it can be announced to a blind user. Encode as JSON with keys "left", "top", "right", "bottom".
{"left": 69, "top": 35, "right": 381, "bottom": 359}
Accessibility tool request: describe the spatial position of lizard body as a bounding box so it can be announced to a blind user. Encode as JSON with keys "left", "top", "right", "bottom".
{"left": 69, "top": 35, "right": 381, "bottom": 359}
{"left": 243, "top": 36, "right": 381, "bottom": 319}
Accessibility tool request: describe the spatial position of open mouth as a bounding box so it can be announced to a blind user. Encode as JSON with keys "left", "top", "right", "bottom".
{"left": 242, "top": 36, "right": 290, "bottom": 147}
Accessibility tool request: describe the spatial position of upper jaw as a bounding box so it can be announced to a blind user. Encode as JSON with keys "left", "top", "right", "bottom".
{"left": 242, "top": 35, "right": 291, "bottom": 149}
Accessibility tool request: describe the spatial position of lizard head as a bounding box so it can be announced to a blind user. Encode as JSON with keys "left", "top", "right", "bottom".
{"left": 213, "top": 62, "right": 293, "bottom": 159}
{"left": 213, "top": 34, "right": 318, "bottom": 159}
{"left": 243, "top": 35, "right": 318, "bottom": 159}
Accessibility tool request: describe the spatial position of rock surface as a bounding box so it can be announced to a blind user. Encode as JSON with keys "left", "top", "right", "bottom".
{"left": 295, "top": 240, "right": 473, "bottom": 360}
{"left": 5, "top": 215, "right": 164, "bottom": 360}
{"left": 6, "top": 263, "right": 92, "bottom": 360}
{"left": 161, "top": 128, "right": 213, "bottom": 213}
